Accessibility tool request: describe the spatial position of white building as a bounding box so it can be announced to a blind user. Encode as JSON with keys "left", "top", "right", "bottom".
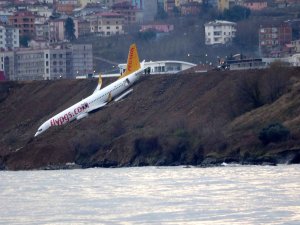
{"left": 38, "top": 0, "right": 54, "bottom": 3}
{"left": 119, "top": 60, "right": 196, "bottom": 75}
{"left": 263, "top": 54, "right": 300, "bottom": 67}
{"left": 0, "top": 25, "right": 19, "bottom": 50}
{"left": 28, "top": 5, "right": 53, "bottom": 18}
{"left": 204, "top": 20, "right": 236, "bottom": 45}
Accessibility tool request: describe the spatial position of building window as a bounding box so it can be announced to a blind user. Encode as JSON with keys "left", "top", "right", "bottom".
{"left": 46, "top": 54, "right": 48, "bottom": 59}
{"left": 107, "top": 26, "right": 110, "bottom": 29}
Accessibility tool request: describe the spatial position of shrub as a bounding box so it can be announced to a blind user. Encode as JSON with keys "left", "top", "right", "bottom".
{"left": 259, "top": 123, "right": 290, "bottom": 145}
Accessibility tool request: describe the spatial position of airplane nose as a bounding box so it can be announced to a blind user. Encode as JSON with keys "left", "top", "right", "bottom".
{"left": 34, "top": 132, "right": 40, "bottom": 137}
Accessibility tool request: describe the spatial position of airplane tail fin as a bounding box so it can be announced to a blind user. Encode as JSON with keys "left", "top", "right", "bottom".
{"left": 119, "top": 44, "right": 141, "bottom": 79}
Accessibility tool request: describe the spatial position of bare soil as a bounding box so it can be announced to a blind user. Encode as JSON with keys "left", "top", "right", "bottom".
{"left": 1, "top": 68, "right": 300, "bottom": 170}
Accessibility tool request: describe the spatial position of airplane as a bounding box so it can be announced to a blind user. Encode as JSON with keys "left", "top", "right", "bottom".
{"left": 34, "top": 44, "right": 146, "bottom": 137}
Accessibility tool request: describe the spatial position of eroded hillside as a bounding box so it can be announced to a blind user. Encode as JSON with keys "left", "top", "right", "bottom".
{"left": 1, "top": 68, "right": 300, "bottom": 170}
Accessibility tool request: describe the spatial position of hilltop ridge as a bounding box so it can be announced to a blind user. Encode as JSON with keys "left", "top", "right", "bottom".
{"left": 1, "top": 68, "right": 300, "bottom": 170}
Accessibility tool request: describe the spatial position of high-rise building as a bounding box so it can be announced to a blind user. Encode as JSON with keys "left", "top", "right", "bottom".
{"left": 143, "top": 0, "right": 157, "bottom": 22}
{"left": 0, "top": 44, "right": 93, "bottom": 80}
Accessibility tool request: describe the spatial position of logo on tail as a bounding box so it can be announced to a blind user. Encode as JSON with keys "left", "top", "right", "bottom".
{"left": 119, "top": 44, "right": 141, "bottom": 79}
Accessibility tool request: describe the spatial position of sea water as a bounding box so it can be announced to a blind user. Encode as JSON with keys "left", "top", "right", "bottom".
{"left": 0, "top": 165, "right": 300, "bottom": 225}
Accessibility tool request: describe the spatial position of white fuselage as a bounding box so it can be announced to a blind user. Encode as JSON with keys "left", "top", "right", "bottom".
{"left": 35, "top": 67, "right": 145, "bottom": 137}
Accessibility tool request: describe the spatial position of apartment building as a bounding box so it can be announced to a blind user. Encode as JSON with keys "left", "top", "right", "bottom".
{"left": 291, "top": 39, "right": 300, "bottom": 53}
{"left": 164, "top": 0, "right": 176, "bottom": 15}
{"left": 0, "top": 44, "right": 93, "bottom": 80}
{"left": 143, "top": 0, "right": 157, "bottom": 22}
{"left": 70, "top": 44, "right": 93, "bottom": 77}
{"left": 0, "top": 25, "right": 19, "bottom": 49}
{"left": 49, "top": 18, "right": 79, "bottom": 43}
{"left": 9, "top": 11, "right": 35, "bottom": 38}
{"left": 28, "top": 5, "right": 53, "bottom": 18}
{"left": 112, "top": 1, "right": 138, "bottom": 24}
{"left": 35, "top": 22, "right": 50, "bottom": 41}
{"left": 205, "top": 20, "right": 237, "bottom": 45}
{"left": 55, "top": 0, "right": 79, "bottom": 15}
{"left": 259, "top": 24, "right": 292, "bottom": 57}
{"left": 240, "top": 0, "right": 268, "bottom": 11}
{"left": 78, "top": 19, "right": 91, "bottom": 37}
{"left": 140, "top": 24, "right": 174, "bottom": 33}
{"left": 89, "top": 12, "right": 124, "bottom": 37}
{"left": 180, "top": 1, "right": 201, "bottom": 16}
{"left": 78, "top": 0, "right": 99, "bottom": 7}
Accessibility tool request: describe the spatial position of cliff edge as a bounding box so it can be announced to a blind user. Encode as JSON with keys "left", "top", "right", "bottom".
{"left": 1, "top": 68, "right": 300, "bottom": 170}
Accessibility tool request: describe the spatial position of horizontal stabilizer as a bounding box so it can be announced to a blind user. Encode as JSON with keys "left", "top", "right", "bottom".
{"left": 114, "top": 88, "right": 133, "bottom": 102}
{"left": 93, "top": 74, "right": 103, "bottom": 93}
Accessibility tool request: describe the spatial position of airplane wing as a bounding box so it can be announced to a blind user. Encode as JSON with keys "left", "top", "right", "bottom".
{"left": 89, "top": 102, "right": 107, "bottom": 112}
{"left": 93, "top": 75, "right": 103, "bottom": 93}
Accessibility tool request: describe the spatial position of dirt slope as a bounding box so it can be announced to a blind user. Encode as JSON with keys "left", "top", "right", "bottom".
{"left": 1, "top": 68, "right": 300, "bottom": 170}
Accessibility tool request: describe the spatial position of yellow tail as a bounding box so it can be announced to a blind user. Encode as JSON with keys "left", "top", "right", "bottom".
{"left": 119, "top": 44, "right": 141, "bottom": 79}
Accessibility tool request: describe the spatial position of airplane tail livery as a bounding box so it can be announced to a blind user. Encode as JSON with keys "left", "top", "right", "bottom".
{"left": 119, "top": 44, "right": 141, "bottom": 79}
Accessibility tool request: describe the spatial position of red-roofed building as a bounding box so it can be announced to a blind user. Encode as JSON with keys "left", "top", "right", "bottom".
{"left": 259, "top": 24, "right": 292, "bottom": 57}
{"left": 240, "top": 0, "right": 267, "bottom": 11}
{"left": 9, "top": 11, "right": 35, "bottom": 38}
{"left": 112, "top": 1, "right": 139, "bottom": 24}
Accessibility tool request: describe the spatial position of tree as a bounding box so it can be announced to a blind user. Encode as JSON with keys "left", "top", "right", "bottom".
{"left": 234, "top": 20, "right": 259, "bottom": 50}
{"left": 265, "top": 61, "right": 289, "bottom": 103}
{"left": 222, "top": 6, "right": 251, "bottom": 22}
{"left": 20, "top": 35, "right": 31, "bottom": 47}
{"left": 155, "top": 4, "right": 168, "bottom": 20}
{"left": 137, "top": 29, "right": 156, "bottom": 41}
{"left": 173, "top": 6, "right": 180, "bottom": 17}
{"left": 259, "top": 123, "right": 290, "bottom": 145}
{"left": 237, "top": 74, "right": 264, "bottom": 109}
{"left": 64, "top": 17, "right": 76, "bottom": 41}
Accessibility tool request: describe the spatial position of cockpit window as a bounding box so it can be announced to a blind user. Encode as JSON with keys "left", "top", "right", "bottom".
{"left": 38, "top": 129, "right": 42, "bottom": 132}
